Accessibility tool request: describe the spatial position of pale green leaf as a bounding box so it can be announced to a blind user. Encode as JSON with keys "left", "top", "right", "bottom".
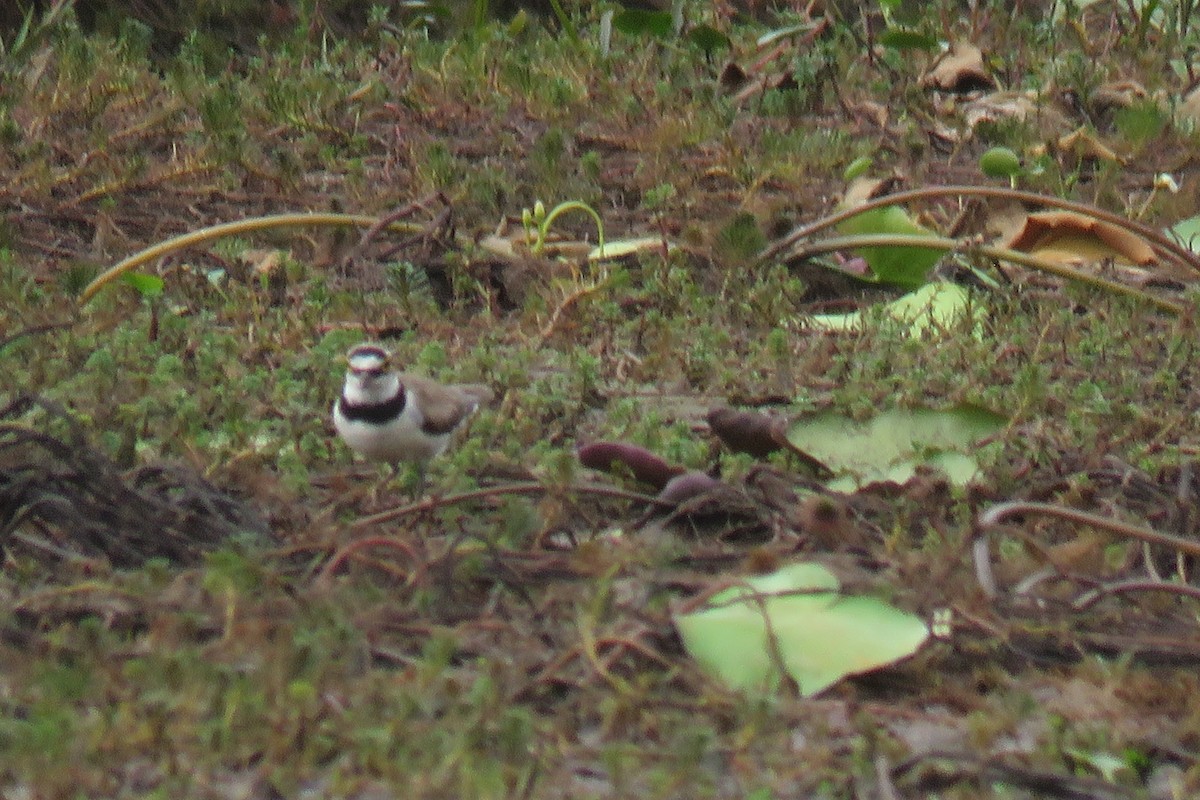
{"left": 1167, "top": 215, "right": 1200, "bottom": 254}
{"left": 675, "top": 563, "right": 930, "bottom": 697}
{"left": 784, "top": 405, "right": 1005, "bottom": 489}
{"left": 806, "top": 282, "right": 972, "bottom": 337}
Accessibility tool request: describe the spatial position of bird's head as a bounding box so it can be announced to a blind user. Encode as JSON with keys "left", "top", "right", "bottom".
{"left": 344, "top": 343, "right": 394, "bottom": 392}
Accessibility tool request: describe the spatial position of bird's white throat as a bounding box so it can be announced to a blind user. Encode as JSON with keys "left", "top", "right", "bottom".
{"left": 342, "top": 371, "right": 402, "bottom": 407}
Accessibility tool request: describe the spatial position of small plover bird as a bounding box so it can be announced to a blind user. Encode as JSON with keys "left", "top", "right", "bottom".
{"left": 333, "top": 343, "right": 493, "bottom": 492}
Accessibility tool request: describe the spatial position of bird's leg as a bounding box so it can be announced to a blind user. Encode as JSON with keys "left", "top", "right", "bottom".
{"left": 412, "top": 463, "right": 429, "bottom": 500}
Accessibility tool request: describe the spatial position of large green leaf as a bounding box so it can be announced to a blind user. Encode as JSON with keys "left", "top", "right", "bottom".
{"left": 837, "top": 207, "right": 944, "bottom": 288}
{"left": 675, "top": 563, "right": 929, "bottom": 697}
{"left": 784, "top": 405, "right": 1005, "bottom": 490}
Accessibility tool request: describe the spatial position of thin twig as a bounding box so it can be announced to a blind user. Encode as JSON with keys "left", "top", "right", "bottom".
{"left": 316, "top": 535, "right": 420, "bottom": 585}
{"left": 1072, "top": 579, "right": 1200, "bottom": 611}
{"left": 978, "top": 500, "right": 1200, "bottom": 558}
{"left": 349, "top": 481, "right": 669, "bottom": 530}
{"left": 0, "top": 321, "right": 76, "bottom": 353}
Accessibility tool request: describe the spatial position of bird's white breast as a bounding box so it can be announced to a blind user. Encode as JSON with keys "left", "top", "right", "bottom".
{"left": 333, "top": 389, "right": 450, "bottom": 464}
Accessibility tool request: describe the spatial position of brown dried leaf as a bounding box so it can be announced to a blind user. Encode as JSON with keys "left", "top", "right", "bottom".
{"left": 1090, "top": 79, "right": 1147, "bottom": 114}
{"left": 921, "top": 41, "right": 994, "bottom": 93}
{"left": 656, "top": 470, "right": 727, "bottom": 507}
{"left": 1056, "top": 127, "right": 1124, "bottom": 164}
{"left": 1005, "top": 210, "right": 1156, "bottom": 267}
{"left": 796, "top": 494, "right": 867, "bottom": 550}
{"left": 242, "top": 248, "right": 283, "bottom": 275}
{"left": 962, "top": 90, "right": 1038, "bottom": 128}
{"left": 718, "top": 61, "right": 749, "bottom": 93}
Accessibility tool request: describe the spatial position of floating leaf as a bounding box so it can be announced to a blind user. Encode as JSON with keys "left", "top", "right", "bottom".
{"left": 784, "top": 405, "right": 1005, "bottom": 490}
{"left": 675, "top": 563, "right": 930, "bottom": 696}
{"left": 806, "top": 282, "right": 972, "bottom": 337}
{"left": 837, "top": 206, "right": 944, "bottom": 288}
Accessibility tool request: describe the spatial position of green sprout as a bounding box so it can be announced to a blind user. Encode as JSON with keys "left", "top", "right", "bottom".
{"left": 521, "top": 199, "right": 606, "bottom": 258}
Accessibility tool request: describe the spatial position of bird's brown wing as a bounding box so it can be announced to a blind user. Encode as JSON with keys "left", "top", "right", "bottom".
{"left": 402, "top": 374, "right": 494, "bottom": 435}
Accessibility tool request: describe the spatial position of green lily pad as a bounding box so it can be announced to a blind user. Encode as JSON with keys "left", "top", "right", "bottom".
{"left": 806, "top": 282, "right": 972, "bottom": 337}
{"left": 784, "top": 405, "right": 1005, "bottom": 490}
{"left": 836, "top": 206, "right": 944, "bottom": 287}
{"left": 675, "top": 563, "right": 930, "bottom": 696}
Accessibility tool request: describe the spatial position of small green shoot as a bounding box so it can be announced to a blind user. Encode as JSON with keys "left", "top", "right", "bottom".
{"left": 521, "top": 199, "right": 606, "bottom": 258}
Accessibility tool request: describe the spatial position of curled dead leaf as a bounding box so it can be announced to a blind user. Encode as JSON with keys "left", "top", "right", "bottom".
{"left": 1005, "top": 211, "right": 1155, "bottom": 267}
{"left": 921, "top": 41, "right": 994, "bottom": 93}
{"left": 1056, "top": 127, "right": 1124, "bottom": 165}
{"left": 576, "top": 440, "right": 685, "bottom": 490}
{"left": 653, "top": 471, "right": 766, "bottom": 535}
{"left": 718, "top": 61, "right": 750, "bottom": 93}
{"left": 1090, "top": 79, "right": 1147, "bottom": 115}
{"left": 962, "top": 90, "right": 1037, "bottom": 128}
